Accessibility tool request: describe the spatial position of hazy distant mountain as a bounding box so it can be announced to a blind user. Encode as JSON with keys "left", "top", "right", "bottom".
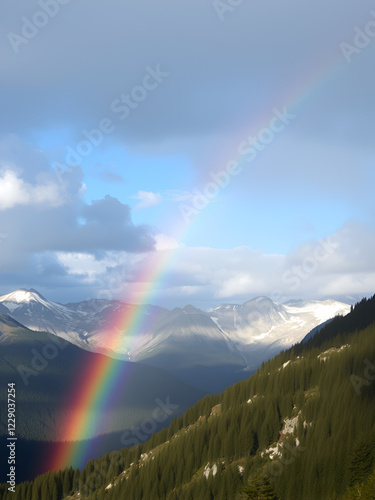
{"left": 321, "top": 294, "right": 369, "bottom": 305}
{"left": 129, "top": 304, "right": 244, "bottom": 367}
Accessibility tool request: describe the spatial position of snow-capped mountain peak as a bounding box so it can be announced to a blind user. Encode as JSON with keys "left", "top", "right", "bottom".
{"left": 0, "top": 288, "right": 49, "bottom": 312}
{"left": 0, "top": 288, "right": 40, "bottom": 303}
{"left": 0, "top": 288, "right": 93, "bottom": 344}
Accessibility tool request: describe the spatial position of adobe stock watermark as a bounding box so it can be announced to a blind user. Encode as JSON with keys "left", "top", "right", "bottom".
{"left": 7, "top": 0, "right": 72, "bottom": 55}
{"left": 179, "top": 106, "right": 296, "bottom": 223}
{"left": 52, "top": 65, "right": 169, "bottom": 183}
{"left": 350, "top": 358, "right": 375, "bottom": 395}
{"left": 16, "top": 336, "right": 69, "bottom": 386}
{"left": 340, "top": 11, "right": 375, "bottom": 63}
{"left": 120, "top": 397, "right": 179, "bottom": 447}
{"left": 0, "top": 233, "right": 8, "bottom": 245}
{"left": 232, "top": 236, "right": 336, "bottom": 331}
{"left": 278, "top": 237, "right": 336, "bottom": 294}
{"left": 267, "top": 235, "right": 337, "bottom": 306}
{"left": 213, "top": 0, "right": 245, "bottom": 22}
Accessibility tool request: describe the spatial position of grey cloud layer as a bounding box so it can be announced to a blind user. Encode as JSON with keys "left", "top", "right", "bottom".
{"left": 1, "top": 0, "right": 374, "bottom": 218}
{"left": 1, "top": 1, "right": 375, "bottom": 147}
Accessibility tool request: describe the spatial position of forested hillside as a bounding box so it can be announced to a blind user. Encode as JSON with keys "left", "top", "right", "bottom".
{"left": 1, "top": 296, "right": 374, "bottom": 499}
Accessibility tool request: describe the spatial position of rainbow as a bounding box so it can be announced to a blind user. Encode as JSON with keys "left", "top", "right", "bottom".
{"left": 50, "top": 46, "right": 347, "bottom": 471}
{"left": 49, "top": 246, "right": 179, "bottom": 471}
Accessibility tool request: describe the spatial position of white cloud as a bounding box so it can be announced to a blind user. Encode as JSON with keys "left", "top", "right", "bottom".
{"left": 133, "top": 190, "right": 162, "bottom": 210}
{"left": 154, "top": 233, "right": 181, "bottom": 251}
{"left": 129, "top": 224, "right": 375, "bottom": 307}
{"left": 0, "top": 169, "right": 64, "bottom": 210}
{"left": 56, "top": 252, "right": 107, "bottom": 282}
{"left": 56, "top": 251, "right": 144, "bottom": 286}
{"left": 319, "top": 273, "right": 375, "bottom": 297}
{"left": 162, "top": 190, "right": 198, "bottom": 203}
{"left": 217, "top": 275, "right": 258, "bottom": 299}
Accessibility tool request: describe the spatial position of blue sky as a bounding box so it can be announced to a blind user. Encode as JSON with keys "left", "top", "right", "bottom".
{"left": 1, "top": 0, "right": 375, "bottom": 308}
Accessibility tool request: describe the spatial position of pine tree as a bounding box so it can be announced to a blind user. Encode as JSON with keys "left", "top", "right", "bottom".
{"left": 15, "top": 483, "right": 26, "bottom": 500}
{"left": 241, "top": 471, "right": 278, "bottom": 499}
{"left": 50, "top": 480, "right": 59, "bottom": 500}
{"left": 31, "top": 479, "right": 42, "bottom": 500}
{"left": 348, "top": 435, "right": 374, "bottom": 487}
{"left": 41, "top": 480, "right": 50, "bottom": 500}
{"left": 63, "top": 467, "right": 71, "bottom": 496}
{"left": 72, "top": 468, "right": 80, "bottom": 493}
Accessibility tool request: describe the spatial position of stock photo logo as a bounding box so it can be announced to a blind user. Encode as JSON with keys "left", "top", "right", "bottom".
{"left": 7, "top": 0, "right": 72, "bottom": 54}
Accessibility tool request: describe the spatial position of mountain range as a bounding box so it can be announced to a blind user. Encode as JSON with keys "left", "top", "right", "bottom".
{"left": 0, "top": 289, "right": 351, "bottom": 392}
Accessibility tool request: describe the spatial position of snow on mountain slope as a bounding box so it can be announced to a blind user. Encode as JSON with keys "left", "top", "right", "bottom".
{"left": 209, "top": 297, "right": 349, "bottom": 344}
{"left": 0, "top": 289, "right": 166, "bottom": 353}
{"left": 209, "top": 297, "right": 350, "bottom": 370}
